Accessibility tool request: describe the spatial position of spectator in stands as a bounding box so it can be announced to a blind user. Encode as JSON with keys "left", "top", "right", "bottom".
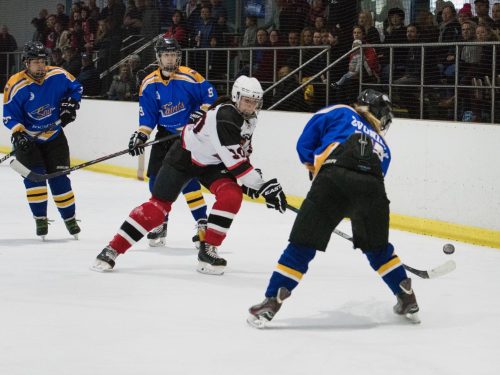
{"left": 193, "top": 5, "right": 215, "bottom": 48}
{"left": 44, "top": 15, "right": 57, "bottom": 50}
{"left": 184, "top": 0, "right": 198, "bottom": 20}
{"left": 164, "top": 10, "right": 188, "bottom": 47}
{"left": 493, "top": 3, "right": 500, "bottom": 34}
{"left": 314, "top": 16, "right": 326, "bottom": 33}
{"left": 186, "top": 0, "right": 212, "bottom": 40}
{"left": 241, "top": 16, "right": 258, "bottom": 67}
{"left": 69, "top": 9, "right": 82, "bottom": 31}
{"left": 123, "top": 0, "right": 144, "bottom": 37}
{"left": 0, "top": 25, "right": 17, "bottom": 90}
{"left": 358, "top": 10, "right": 381, "bottom": 45}
{"left": 434, "top": 0, "right": 445, "bottom": 24}
{"left": 50, "top": 47, "right": 65, "bottom": 66}
{"left": 77, "top": 52, "right": 101, "bottom": 96}
{"left": 285, "top": 30, "right": 301, "bottom": 69}
{"left": 32, "top": 9, "right": 49, "bottom": 43}
{"left": 437, "top": 3, "right": 461, "bottom": 80}
{"left": 457, "top": 4, "right": 473, "bottom": 25}
{"left": 415, "top": 10, "right": 439, "bottom": 43}
{"left": 332, "top": 28, "right": 379, "bottom": 104}
{"left": 393, "top": 24, "right": 422, "bottom": 117}
{"left": 55, "top": 3, "right": 70, "bottom": 30}
{"left": 381, "top": 7, "right": 407, "bottom": 82}
{"left": 141, "top": 0, "right": 160, "bottom": 39}
{"left": 472, "top": 0, "right": 495, "bottom": 28}
{"left": 101, "top": 0, "right": 126, "bottom": 34}
{"left": 62, "top": 46, "right": 82, "bottom": 77}
{"left": 269, "top": 29, "right": 286, "bottom": 69}
{"left": 210, "top": 0, "right": 228, "bottom": 21}
{"left": 88, "top": 0, "right": 101, "bottom": 20}
{"left": 108, "top": 63, "right": 133, "bottom": 100}
{"left": 253, "top": 28, "right": 274, "bottom": 83}
{"left": 208, "top": 34, "right": 226, "bottom": 80}
{"left": 70, "top": 21, "right": 85, "bottom": 52}
{"left": 307, "top": 0, "right": 327, "bottom": 27}
{"left": 56, "top": 22, "right": 72, "bottom": 50}
{"left": 271, "top": 65, "right": 309, "bottom": 111}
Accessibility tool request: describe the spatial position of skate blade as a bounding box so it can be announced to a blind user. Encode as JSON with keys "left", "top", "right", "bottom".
{"left": 246, "top": 314, "right": 268, "bottom": 329}
{"left": 89, "top": 260, "right": 114, "bottom": 273}
{"left": 149, "top": 238, "right": 166, "bottom": 247}
{"left": 39, "top": 235, "right": 47, "bottom": 241}
{"left": 72, "top": 234, "right": 79, "bottom": 240}
{"left": 197, "top": 261, "right": 225, "bottom": 275}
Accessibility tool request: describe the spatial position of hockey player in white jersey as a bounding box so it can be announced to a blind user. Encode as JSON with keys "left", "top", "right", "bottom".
{"left": 92, "top": 76, "right": 287, "bottom": 275}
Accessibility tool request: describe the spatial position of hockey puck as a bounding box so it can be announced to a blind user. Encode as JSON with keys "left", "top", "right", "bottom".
{"left": 443, "top": 243, "right": 455, "bottom": 255}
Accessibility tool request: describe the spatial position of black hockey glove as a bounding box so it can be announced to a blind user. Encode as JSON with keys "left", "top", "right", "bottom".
{"left": 59, "top": 98, "right": 79, "bottom": 127}
{"left": 128, "top": 131, "right": 149, "bottom": 156}
{"left": 189, "top": 109, "right": 206, "bottom": 133}
{"left": 258, "top": 178, "right": 287, "bottom": 213}
{"left": 11, "top": 131, "right": 32, "bottom": 151}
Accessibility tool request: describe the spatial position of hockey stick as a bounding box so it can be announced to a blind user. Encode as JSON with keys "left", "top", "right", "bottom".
{"left": 0, "top": 120, "right": 62, "bottom": 164}
{"left": 10, "top": 132, "right": 180, "bottom": 182}
{"left": 285, "top": 203, "right": 456, "bottom": 279}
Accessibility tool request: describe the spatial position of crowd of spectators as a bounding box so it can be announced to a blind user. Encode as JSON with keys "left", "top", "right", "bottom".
{"left": 1, "top": 1, "right": 500, "bottom": 121}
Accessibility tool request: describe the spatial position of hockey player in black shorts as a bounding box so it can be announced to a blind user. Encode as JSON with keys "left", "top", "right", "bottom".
{"left": 92, "top": 76, "right": 287, "bottom": 274}
{"left": 248, "top": 89, "right": 421, "bottom": 327}
{"left": 3, "top": 41, "right": 82, "bottom": 239}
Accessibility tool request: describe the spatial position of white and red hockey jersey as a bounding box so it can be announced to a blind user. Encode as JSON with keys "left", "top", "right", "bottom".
{"left": 182, "top": 103, "right": 266, "bottom": 190}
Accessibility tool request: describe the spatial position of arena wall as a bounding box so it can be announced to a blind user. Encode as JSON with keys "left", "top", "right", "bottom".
{"left": 1, "top": 96, "right": 499, "bottom": 247}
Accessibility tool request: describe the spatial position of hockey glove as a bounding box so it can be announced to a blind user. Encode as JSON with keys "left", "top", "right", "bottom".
{"left": 189, "top": 110, "right": 206, "bottom": 133}
{"left": 60, "top": 98, "right": 80, "bottom": 127}
{"left": 11, "top": 131, "right": 32, "bottom": 151}
{"left": 258, "top": 178, "right": 287, "bottom": 213}
{"left": 128, "top": 131, "right": 149, "bottom": 156}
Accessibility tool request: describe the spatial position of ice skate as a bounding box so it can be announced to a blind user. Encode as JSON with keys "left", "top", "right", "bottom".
{"left": 247, "top": 287, "right": 291, "bottom": 328}
{"left": 90, "top": 246, "right": 118, "bottom": 272}
{"left": 35, "top": 216, "right": 49, "bottom": 240}
{"left": 393, "top": 278, "right": 420, "bottom": 324}
{"left": 147, "top": 221, "right": 167, "bottom": 247}
{"left": 64, "top": 216, "right": 81, "bottom": 239}
{"left": 197, "top": 241, "right": 226, "bottom": 275}
{"left": 192, "top": 218, "right": 207, "bottom": 250}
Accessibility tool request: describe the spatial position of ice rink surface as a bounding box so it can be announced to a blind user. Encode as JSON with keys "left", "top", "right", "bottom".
{"left": 1, "top": 163, "right": 499, "bottom": 375}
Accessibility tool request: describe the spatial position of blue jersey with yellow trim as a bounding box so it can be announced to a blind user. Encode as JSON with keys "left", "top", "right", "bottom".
{"left": 3, "top": 66, "right": 82, "bottom": 142}
{"left": 297, "top": 104, "right": 392, "bottom": 176}
{"left": 138, "top": 66, "right": 217, "bottom": 135}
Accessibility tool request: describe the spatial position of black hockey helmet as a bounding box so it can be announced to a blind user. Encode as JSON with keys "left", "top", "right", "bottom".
{"left": 22, "top": 41, "right": 49, "bottom": 62}
{"left": 357, "top": 89, "right": 393, "bottom": 132}
{"left": 154, "top": 36, "right": 181, "bottom": 73}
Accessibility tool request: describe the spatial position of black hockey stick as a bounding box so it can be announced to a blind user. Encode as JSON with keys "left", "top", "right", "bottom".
{"left": 285, "top": 203, "right": 456, "bottom": 279}
{"left": 0, "top": 120, "right": 62, "bottom": 164}
{"left": 10, "top": 132, "right": 180, "bottom": 182}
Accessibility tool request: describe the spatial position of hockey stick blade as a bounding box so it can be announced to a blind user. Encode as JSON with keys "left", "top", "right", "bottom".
{"left": 1, "top": 120, "right": 62, "bottom": 164}
{"left": 404, "top": 260, "right": 456, "bottom": 279}
{"left": 285, "top": 204, "right": 456, "bottom": 280}
{"left": 10, "top": 132, "right": 180, "bottom": 182}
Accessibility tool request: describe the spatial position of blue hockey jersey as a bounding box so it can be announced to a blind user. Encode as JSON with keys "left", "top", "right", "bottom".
{"left": 297, "top": 104, "right": 391, "bottom": 176}
{"left": 3, "top": 67, "right": 82, "bottom": 142}
{"left": 137, "top": 66, "right": 217, "bottom": 136}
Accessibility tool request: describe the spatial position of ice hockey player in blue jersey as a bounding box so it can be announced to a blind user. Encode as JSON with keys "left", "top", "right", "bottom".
{"left": 248, "top": 89, "right": 421, "bottom": 328}
{"left": 128, "top": 36, "right": 217, "bottom": 247}
{"left": 3, "top": 41, "right": 82, "bottom": 240}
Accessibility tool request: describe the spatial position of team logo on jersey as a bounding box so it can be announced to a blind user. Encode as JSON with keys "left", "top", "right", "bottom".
{"left": 160, "top": 101, "right": 186, "bottom": 118}
{"left": 29, "top": 92, "right": 35, "bottom": 101}
{"left": 28, "top": 104, "right": 54, "bottom": 120}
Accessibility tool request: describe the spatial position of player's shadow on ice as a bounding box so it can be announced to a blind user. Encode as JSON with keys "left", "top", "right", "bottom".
{"left": 268, "top": 303, "right": 409, "bottom": 330}
{"left": 0, "top": 238, "right": 72, "bottom": 246}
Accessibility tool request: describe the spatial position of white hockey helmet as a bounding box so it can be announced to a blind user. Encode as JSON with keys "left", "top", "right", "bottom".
{"left": 231, "top": 75, "right": 263, "bottom": 118}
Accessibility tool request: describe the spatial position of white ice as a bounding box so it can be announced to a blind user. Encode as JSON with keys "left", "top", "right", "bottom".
{"left": 1, "top": 163, "right": 499, "bottom": 375}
